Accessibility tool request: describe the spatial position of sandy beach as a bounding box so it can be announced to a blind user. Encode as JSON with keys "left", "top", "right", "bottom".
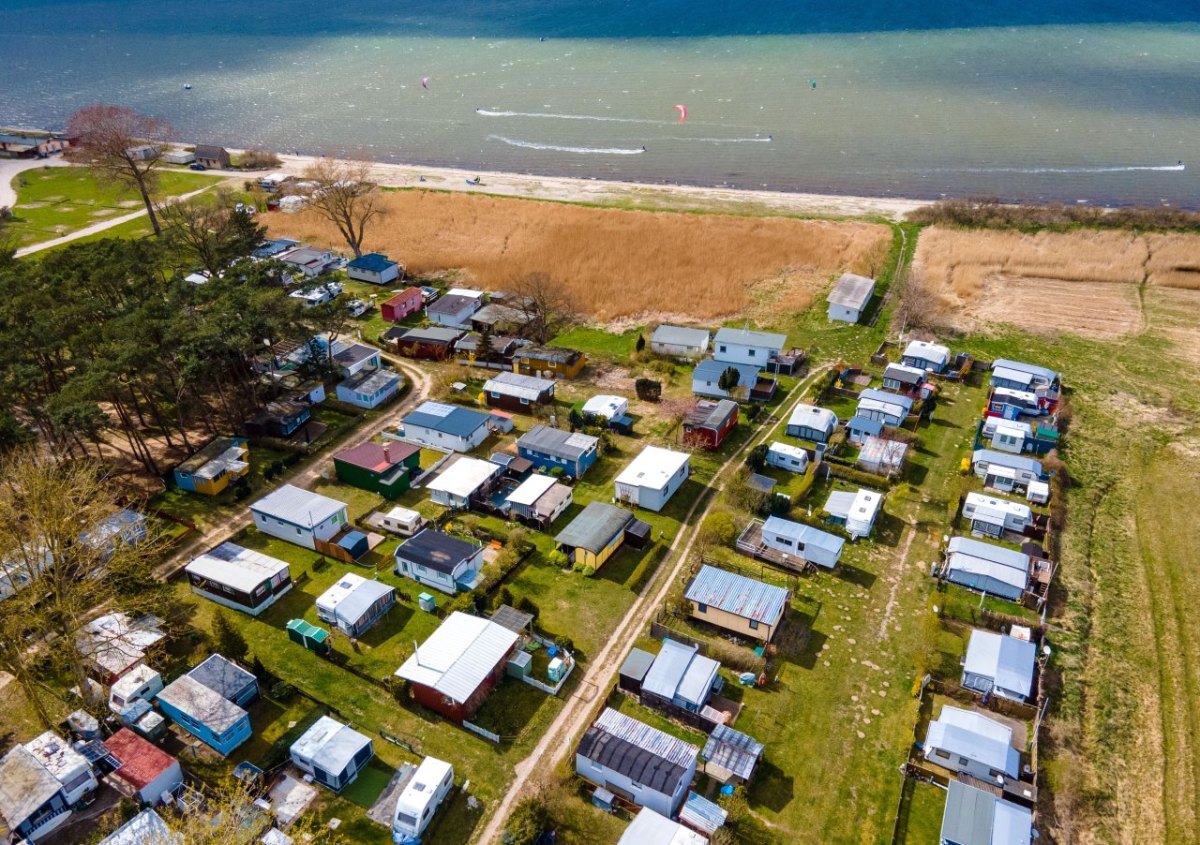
{"left": 232, "top": 151, "right": 928, "bottom": 220}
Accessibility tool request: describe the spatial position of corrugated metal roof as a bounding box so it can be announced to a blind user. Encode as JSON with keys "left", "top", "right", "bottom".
{"left": 702, "top": 724, "right": 764, "bottom": 781}
{"left": 483, "top": 371, "right": 555, "bottom": 400}
{"left": 963, "top": 631, "right": 1036, "bottom": 698}
{"left": 615, "top": 446, "right": 689, "bottom": 491}
{"left": 949, "top": 536, "right": 1030, "bottom": 569}
{"left": 403, "top": 401, "right": 490, "bottom": 438}
{"left": 692, "top": 359, "right": 761, "bottom": 387}
{"left": 651, "top": 325, "right": 711, "bottom": 349}
{"left": 942, "top": 781, "right": 1032, "bottom": 845}
{"left": 679, "top": 791, "right": 728, "bottom": 835}
{"left": 186, "top": 542, "right": 290, "bottom": 594}
{"left": 555, "top": 502, "right": 634, "bottom": 553}
{"left": 859, "top": 436, "right": 908, "bottom": 468}
{"left": 859, "top": 388, "right": 915, "bottom": 412}
{"left": 762, "top": 516, "right": 845, "bottom": 555}
{"left": 251, "top": 484, "right": 347, "bottom": 527}
{"left": 394, "top": 612, "right": 518, "bottom": 703}
{"left": 156, "top": 675, "right": 247, "bottom": 733}
{"left": 828, "top": 273, "right": 875, "bottom": 309}
{"left": 577, "top": 708, "right": 698, "bottom": 796}
{"left": 518, "top": 425, "right": 598, "bottom": 460}
{"left": 925, "top": 705, "right": 1019, "bottom": 777}
{"left": 713, "top": 326, "right": 787, "bottom": 349}
{"left": 685, "top": 565, "right": 787, "bottom": 625}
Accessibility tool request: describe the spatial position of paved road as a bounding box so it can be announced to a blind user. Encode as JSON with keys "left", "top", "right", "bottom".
{"left": 474, "top": 366, "right": 829, "bottom": 845}
{"left": 0, "top": 155, "right": 68, "bottom": 209}
{"left": 153, "top": 355, "right": 431, "bottom": 578}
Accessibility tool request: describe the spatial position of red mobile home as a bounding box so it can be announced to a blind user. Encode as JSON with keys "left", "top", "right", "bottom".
{"left": 381, "top": 288, "right": 424, "bottom": 322}
{"left": 682, "top": 399, "right": 739, "bottom": 450}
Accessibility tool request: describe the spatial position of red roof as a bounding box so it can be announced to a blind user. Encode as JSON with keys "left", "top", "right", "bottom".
{"left": 104, "top": 728, "right": 177, "bottom": 789}
{"left": 334, "top": 440, "right": 419, "bottom": 473}
{"left": 384, "top": 288, "right": 422, "bottom": 306}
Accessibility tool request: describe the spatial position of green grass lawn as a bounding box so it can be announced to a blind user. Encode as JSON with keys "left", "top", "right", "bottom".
{"left": 552, "top": 325, "right": 645, "bottom": 361}
{"left": 8, "top": 165, "right": 223, "bottom": 247}
{"left": 894, "top": 780, "right": 947, "bottom": 844}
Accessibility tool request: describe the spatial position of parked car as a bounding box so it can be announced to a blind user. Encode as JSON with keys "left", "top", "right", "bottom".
{"left": 189, "top": 162, "right": 207, "bottom": 171}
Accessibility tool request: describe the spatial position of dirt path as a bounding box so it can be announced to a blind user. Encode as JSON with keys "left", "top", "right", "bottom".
{"left": 877, "top": 522, "right": 919, "bottom": 640}
{"left": 474, "top": 366, "right": 830, "bottom": 844}
{"left": 13, "top": 183, "right": 225, "bottom": 258}
{"left": 153, "top": 356, "right": 431, "bottom": 578}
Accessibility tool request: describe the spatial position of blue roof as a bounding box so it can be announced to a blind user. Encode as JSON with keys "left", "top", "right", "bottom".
{"left": 693, "top": 359, "right": 761, "bottom": 384}
{"left": 859, "top": 388, "right": 914, "bottom": 412}
{"left": 847, "top": 415, "right": 884, "bottom": 435}
{"left": 973, "top": 449, "right": 1044, "bottom": 475}
{"left": 347, "top": 252, "right": 397, "bottom": 272}
{"left": 685, "top": 565, "right": 788, "bottom": 625}
{"left": 253, "top": 238, "right": 298, "bottom": 258}
{"left": 338, "top": 530, "right": 368, "bottom": 552}
{"left": 403, "top": 401, "right": 490, "bottom": 438}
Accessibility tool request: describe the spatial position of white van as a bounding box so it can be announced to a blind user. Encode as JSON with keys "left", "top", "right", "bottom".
{"left": 393, "top": 757, "right": 454, "bottom": 843}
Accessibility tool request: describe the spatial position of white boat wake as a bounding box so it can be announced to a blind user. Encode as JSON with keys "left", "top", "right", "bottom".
{"left": 488, "top": 135, "right": 646, "bottom": 155}
{"left": 949, "top": 164, "right": 1185, "bottom": 174}
{"left": 477, "top": 108, "right": 668, "bottom": 125}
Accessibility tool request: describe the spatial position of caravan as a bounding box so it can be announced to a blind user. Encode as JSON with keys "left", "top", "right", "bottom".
{"left": 392, "top": 757, "right": 454, "bottom": 843}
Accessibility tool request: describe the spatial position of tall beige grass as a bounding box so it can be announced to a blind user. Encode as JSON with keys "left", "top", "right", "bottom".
{"left": 269, "top": 191, "right": 888, "bottom": 320}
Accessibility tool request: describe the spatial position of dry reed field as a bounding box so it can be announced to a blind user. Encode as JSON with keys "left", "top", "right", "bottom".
{"left": 268, "top": 190, "right": 889, "bottom": 321}
{"left": 912, "top": 226, "right": 1200, "bottom": 338}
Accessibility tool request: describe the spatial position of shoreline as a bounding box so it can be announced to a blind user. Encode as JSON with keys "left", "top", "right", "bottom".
{"left": 227, "top": 150, "right": 929, "bottom": 220}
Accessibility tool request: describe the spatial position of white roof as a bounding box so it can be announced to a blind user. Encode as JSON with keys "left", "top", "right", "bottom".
{"left": 824, "top": 488, "right": 881, "bottom": 523}
{"left": 99, "top": 809, "right": 176, "bottom": 845}
{"left": 616, "top": 446, "right": 690, "bottom": 491}
{"left": 445, "top": 287, "right": 484, "bottom": 300}
{"left": 394, "top": 612, "right": 519, "bottom": 703}
{"left": 925, "top": 706, "right": 1019, "bottom": 777}
{"left": 316, "top": 572, "right": 367, "bottom": 616}
{"left": 383, "top": 506, "right": 423, "bottom": 526}
{"left": 251, "top": 484, "right": 347, "bottom": 527}
{"left": 483, "top": 371, "right": 555, "bottom": 400}
{"left": 427, "top": 458, "right": 500, "bottom": 499}
{"left": 582, "top": 394, "right": 628, "bottom": 420}
{"left": 903, "top": 339, "right": 951, "bottom": 365}
{"left": 965, "top": 493, "right": 1033, "bottom": 523}
{"left": 767, "top": 441, "right": 808, "bottom": 460}
{"left": 828, "top": 272, "right": 876, "bottom": 310}
{"left": 192, "top": 444, "right": 249, "bottom": 481}
{"left": 24, "top": 732, "right": 89, "bottom": 784}
{"left": 859, "top": 436, "right": 908, "bottom": 467}
{"left": 186, "top": 542, "right": 290, "bottom": 593}
{"left": 291, "top": 716, "right": 371, "bottom": 775}
{"left": 947, "top": 554, "right": 1028, "bottom": 595}
{"left": 620, "top": 808, "right": 708, "bottom": 845}
{"left": 964, "top": 630, "right": 1037, "bottom": 698}
{"left": 984, "top": 418, "right": 1033, "bottom": 438}
{"left": 787, "top": 404, "right": 837, "bottom": 431}
{"left": 111, "top": 664, "right": 161, "bottom": 700}
{"left": 394, "top": 757, "right": 454, "bottom": 822}
{"left": 505, "top": 474, "right": 559, "bottom": 507}
{"left": 857, "top": 395, "right": 908, "bottom": 418}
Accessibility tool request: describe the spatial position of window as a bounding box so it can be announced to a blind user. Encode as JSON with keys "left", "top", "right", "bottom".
{"left": 958, "top": 757, "right": 970, "bottom": 766}
{"left": 520, "top": 397, "right": 529, "bottom": 405}
{"left": 697, "top": 603, "right": 707, "bottom": 613}
{"left": 748, "top": 349, "right": 756, "bottom": 357}
{"left": 934, "top": 749, "right": 951, "bottom": 760}
{"left": 749, "top": 619, "right": 759, "bottom": 630}
{"left": 775, "top": 537, "right": 793, "bottom": 547}
{"left": 719, "top": 345, "right": 727, "bottom": 353}
{"left": 296, "top": 527, "right": 302, "bottom": 535}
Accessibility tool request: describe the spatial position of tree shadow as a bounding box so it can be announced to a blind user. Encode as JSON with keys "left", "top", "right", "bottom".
{"left": 831, "top": 562, "right": 876, "bottom": 589}
{"left": 747, "top": 755, "right": 794, "bottom": 814}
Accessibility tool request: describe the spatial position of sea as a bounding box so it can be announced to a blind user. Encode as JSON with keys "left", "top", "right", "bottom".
{"left": 2, "top": 0, "right": 1199, "bottom": 207}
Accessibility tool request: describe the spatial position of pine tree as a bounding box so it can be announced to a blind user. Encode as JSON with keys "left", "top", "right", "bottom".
{"left": 213, "top": 609, "right": 249, "bottom": 662}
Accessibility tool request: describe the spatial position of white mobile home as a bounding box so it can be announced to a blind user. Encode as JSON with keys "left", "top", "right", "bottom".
{"left": 882, "top": 363, "right": 926, "bottom": 392}
{"left": 826, "top": 273, "right": 875, "bottom": 323}
{"left": 614, "top": 446, "right": 690, "bottom": 512}
{"left": 760, "top": 515, "right": 845, "bottom": 569}
{"left": 982, "top": 418, "right": 1032, "bottom": 454}
{"left": 785, "top": 404, "right": 838, "bottom": 443}
{"left": 426, "top": 458, "right": 501, "bottom": 509}
{"left": 855, "top": 389, "right": 914, "bottom": 428}
{"left": 315, "top": 573, "right": 396, "bottom": 637}
{"left": 576, "top": 707, "right": 700, "bottom": 818}
{"left": 991, "top": 359, "right": 1061, "bottom": 400}
{"left": 944, "top": 536, "right": 1032, "bottom": 602}
{"left": 973, "top": 450, "right": 1043, "bottom": 493}
{"left": 961, "top": 629, "right": 1037, "bottom": 703}
{"left": 962, "top": 493, "right": 1033, "bottom": 537}
{"left": 392, "top": 757, "right": 454, "bottom": 843}
{"left": 765, "top": 441, "right": 809, "bottom": 474}
{"left": 924, "top": 705, "right": 1021, "bottom": 783}
{"left": 712, "top": 327, "right": 786, "bottom": 367}
{"left": 185, "top": 542, "right": 293, "bottom": 616}
{"left": 250, "top": 485, "right": 349, "bottom": 551}
{"left": 650, "top": 325, "right": 710, "bottom": 358}
{"left": 375, "top": 506, "right": 425, "bottom": 537}
{"left": 398, "top": 401, "right": 491, "bottom": 452}
{"left": 901, "top": 339, "right": 951, "bottom": 373}
{"left": 290, "top": 716, "right": 374, "bottom": 793}
{"left": 822, "top": 488, "right": 882, "bottom": 539}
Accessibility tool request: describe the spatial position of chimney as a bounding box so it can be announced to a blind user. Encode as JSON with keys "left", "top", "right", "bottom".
{"left": 383, "top": 442, "right": 392, "bottom": 463}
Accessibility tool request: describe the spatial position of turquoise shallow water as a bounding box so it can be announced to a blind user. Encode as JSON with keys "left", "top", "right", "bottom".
{"left": 2, "top": 0, "right": 1199, "bottom": 206}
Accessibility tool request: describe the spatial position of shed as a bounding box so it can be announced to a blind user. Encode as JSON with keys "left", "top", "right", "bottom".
{"left": 619, "top": 808, "right": 708, "bottom": 845}
{"left": 827, "top": 273, "right": 875, "bottom": 323}
{"left": 289, "top": 716, "right": 374, "bottom": 792}
{"left": 641, "top": 639, "right": 721, "bottom": 713}
{"left": 315, "top": 573, "right": 396, "bottom": 637}
{"left": 702, "top": 724, "right": 764, "bottom": 784}
{"left": 555, "top": 502, "right": 635, "bottom": 570}
{"left": 380, "top": 287, "right": 423, "bottom": 321}
{"left": 582, "top": 394, "right": 629, "bottom": 421}
{"left": 618, "top": 648, "right": 656, "bottom": 694}
{"left": 685, "top": 564, "right": 789, "bottom": 642}
{"left": 962, "top": 630, "right": 1037, "bottom": 703}
{"left": 390, "top": 326, "right": 464, "bottom": 360}
{"left": 682, "top": 399, "right": 739, "bottom": 450}
{"left": 858, "top": 436, "right": 909, "bottom": 475}
{"left": 287, "top": 619, "right": 331, "bottom": 654}
{"left": 679, "top": 791, "right": 729, "bottom": 836}
{"left": 651, "top": 325, "right": 711, "bottom": 358}
{"left": 846, "top": 415, "right": 885, "bottom": 445}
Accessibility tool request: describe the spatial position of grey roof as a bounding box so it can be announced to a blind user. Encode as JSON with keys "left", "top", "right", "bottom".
{"left": 685, "top": 565, "right": 788, "bottom": 626}
{"left": 973, "top": 450, "right": 1044, "bottom": 476}
{"left": 156, "top": 675, "right": 247, "bottom": 734}
{"left": 828, "top": 273, "right": 875, "bottom": 309}
{"left": 403, "top": 401, "right": 490, "bottom": 438}
{"left": 947, "top": 537, "right": 1030, "bottom": 571}
{"left": 194, "top": 144, "right": 227, "bottom": 159}
{"left": 847, "top": 415, "right": 885, "bottom": 436}
{"left": 577, "top": 708, "right": 698, "bottom": 797}
{"left": 941, "top": 781, "right": 1032, "bottom": 845}
{"left": 555, "top": 502, "right": 634, "bottom": 553}
{"left": 619, "top": 648, "right": 655, "bottom": 683}
{"left": 333, "top": 343, "right": 378, "bottom": 369}
{"left": 651, "top": 325, "right": 710, "bottom": 348}
{"left": 0, "top": 746, "right": 62, "bottom": 832}
{"left": 471, "top": 303, "right": 523, "bottom": 325}
{"left": 188, "top": 654, "right": 257, "bottom": 702}
{"left": 684, "top": 399, "right": 738, "bottom": 431}
{"left": 702, "top": 723, "right": 764, "bottom": 781}
{"left": 992, "top": 359, "right": 1059, "bottom": 385}
{"left": 642, "top": 639, "right": 720, "bottom": 708}
{"left": 394, "top": 528, "right": 479, "bottom": 575}
{"left": 291, "top": 716, "right": 372, "bottom": 776}
{"left": 339, "top": 368, "right": 401, "bottom": 395}
{"left": 762, "top": 516, "right": 846, "bottom": 555}
{"left": 251, "top": 484, "right": 347, "bottom": 528}
{"left": 454, "top": 332, "right": 517, "bottom": 353}
{"left": 964, "top": 631, "right": 1037, "bottom": 699}
{"left": 679, "top": 791, "right": 729, "bottom": 836}
{"left": 859, "top": 388, "right": 915, "bottom": 413}
{"left": 883, "top": 363, "right": 926, "bottom": 385}
{"left": 925, "top": 705, "right": 1020, "bottom": 778}
{"left": 398, "top": 327, "right": 463, "bottom": 344}
{"left": 692, "top": 359, "right": 761, "bottom": 386}
{"left": 426, "top": 293, "right": 478, "bottom": 317}
{"left": 713, "top": 326, "right": 787, "bottom": 350}
{"left": 518, "top": 425, "right": 598, "bottom": 461}
{"left": 514, "top": 346, "right": 581, "bottom": 364}
{"left": 491, "top": 604, "right": 534, "bottom": 634}
{"left": 483, "top": 371, "right": 555, "bottom": 400}
{"left": 331, "top": 577, "right": 394, "bottom": 626}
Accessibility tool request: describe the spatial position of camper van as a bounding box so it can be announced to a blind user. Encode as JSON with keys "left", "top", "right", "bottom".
{"left": 392, "top": 757, "right": 454, "bottom": 843}
{"left": 108, "top": 665, "right": 164, "bottom": 715}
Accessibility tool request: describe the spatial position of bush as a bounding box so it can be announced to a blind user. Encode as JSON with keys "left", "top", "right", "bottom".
{"left": 553, "top": 635, "right": 575, "bottom": 653}
{"left": 635, "top": 377, "right": 662, "bottom": 402}
{"left": 386, "top": 675, "right": 409, "bottom": 703}
{"left": 746, "top": 443, "right": 768, "bottom": 472}
{"left": 549, "top": 465, "right": 565, "bottom": 478}
{"left": 270, "top": 681, "right": 295, "bottom": 700}
{"left": 502, "top": 796, "right": 553, "bottom": 845}
{"left": 579, "top": 565, "right": 595, "bottom": 577}
{"left": 546, "top": 550, "right": 568, "bottom": 569}
{"left": 238, "top": 149, "right": 282, "bottom": 170}
{"left": 700, "top": 511, "right": 738, "bottom": 548}
{"left": 825, "top": 461, "right": 891, "bottom": 489}
{"left": 233, "top": 484, "right": 251, "bottom": 500}
{"left": 212, "top": 610, "right": 249, "bottom": 662}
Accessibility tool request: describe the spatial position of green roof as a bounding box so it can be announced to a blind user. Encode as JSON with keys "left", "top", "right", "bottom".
{"left": 554, "top": 501, "right": 634, "bottom": 553}
{"left": 287, "top": 618, "right": 329, "bottom": 643}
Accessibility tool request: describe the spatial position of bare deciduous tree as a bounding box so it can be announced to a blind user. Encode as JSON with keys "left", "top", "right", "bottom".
{"left": 66, "top": 105, "right": 173, "bottom": 235}
{"left": 300, "top": 158, "right": 384, "bottom": 257}
{"left": 508, "top": 272, "right": 578, "bottom": 344}
{"left": 159, "top": 188, "right": 265, "bottom": 277}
